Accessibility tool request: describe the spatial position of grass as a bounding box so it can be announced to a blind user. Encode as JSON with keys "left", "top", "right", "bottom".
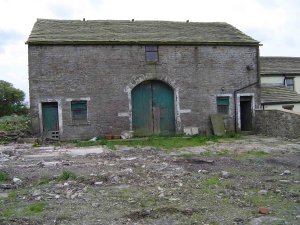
{"left": 57, "top": 170, "right": 77, "bottom": 181}
{"left": 75, "top": 133, "right": 241, "bottom": 150}
{"left": 0, "top": 171, "right": 10, "bottom": 182}
{"left": 28, "top": 202, "right": 47, "bottom": 213}
{"left": 236, "top": 150, "right": 269, "bottom": 159}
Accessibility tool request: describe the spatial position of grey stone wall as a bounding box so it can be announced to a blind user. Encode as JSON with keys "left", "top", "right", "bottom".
{"left": 28, "top": 44, "right": 259, "bottom": 140}
{"left": 255, "top": 109, "right": 300, "bottom": 138}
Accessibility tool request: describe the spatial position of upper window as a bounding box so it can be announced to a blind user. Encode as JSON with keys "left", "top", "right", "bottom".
{"left": 71, "top": 101, "right": 87, "bottom": 121}
{"left": 217, "top": 97, "right": 229, "bottom": 114}
{"left": 285, "top": 77, "right": 294, "bottom": 91}
{"left": 145, "top": 45, "right": 158, "bottom": 62}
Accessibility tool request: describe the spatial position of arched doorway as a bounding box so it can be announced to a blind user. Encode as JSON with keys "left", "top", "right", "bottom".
{"left": 132, "top": 80, "right": 175, "bottom": 136}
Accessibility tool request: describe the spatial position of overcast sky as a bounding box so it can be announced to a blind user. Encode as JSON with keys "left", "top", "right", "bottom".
{"left": 0, "top": 0, "right": 300, "bottom": 101}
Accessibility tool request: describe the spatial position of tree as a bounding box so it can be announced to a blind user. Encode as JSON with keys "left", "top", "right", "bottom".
{"left": 0, "top": 80, "right": 27, "bottom": 117}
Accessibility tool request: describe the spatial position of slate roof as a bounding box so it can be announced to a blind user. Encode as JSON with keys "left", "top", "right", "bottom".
{"left": 261, "top": 86, "right": 300, "bottom": 105}
{"left": 260, "top": 57, "right": 300, "bottom": 75}
{"left": 26, "top": 19, "right": 259, "bottom": 45}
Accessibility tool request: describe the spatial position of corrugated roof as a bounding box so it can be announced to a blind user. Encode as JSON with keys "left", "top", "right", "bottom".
{"left": 260, "top": 57, "right": 300, "bottom": 75}
{"left": 261, "top": 86, "right": 300, "bottom": 104}
{"left": 26, "top": 19, "right": 259, "bottom": 45}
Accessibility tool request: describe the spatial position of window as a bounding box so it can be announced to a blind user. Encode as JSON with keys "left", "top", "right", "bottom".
{"left": 145, "top": 45, "right": 158, "bottom": 62}
{"left": 71, "top": 101, "right": 87, "bottom": 121}
{"left": 285, "top": 77, "right": 294, "bottom": 91}
{"left": 217, "top": 97, "right": 229, "bottom": 114}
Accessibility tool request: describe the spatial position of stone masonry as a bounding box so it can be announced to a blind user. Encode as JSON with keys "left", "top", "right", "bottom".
{"left": 255, "top": 109, "right": 300, "bottom": 138}
{"left": 29, "top": 44, "right": 259, "bottom": 140}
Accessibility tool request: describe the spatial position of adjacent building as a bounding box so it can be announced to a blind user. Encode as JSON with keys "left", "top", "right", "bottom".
{"left": 260, "top": 57, "right": 300, "bottom": 111}
{"left": 27, "top": 19, "right": 260, "bottom": 140}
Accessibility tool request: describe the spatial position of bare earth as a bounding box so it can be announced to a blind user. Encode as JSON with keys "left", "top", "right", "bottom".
{"left": 0, "top": 135, "right": 299, "bottom": 225}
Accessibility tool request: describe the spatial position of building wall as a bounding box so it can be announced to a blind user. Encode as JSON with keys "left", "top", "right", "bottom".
{"left": 264, "top": 103, "right": 300, "bottom": 112}
{"left": 261, "top": 76, "right": 300, "bottom": 93}
{"left": 255, "top": 109, "right": 300, "bottom": 138}
{"left": 29, "top": 45, "right": 259, "bottom": 140}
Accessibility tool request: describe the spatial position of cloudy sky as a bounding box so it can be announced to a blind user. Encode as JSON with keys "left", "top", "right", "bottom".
{"left": 0, "top": 0, "right": 299, "bottom": 101}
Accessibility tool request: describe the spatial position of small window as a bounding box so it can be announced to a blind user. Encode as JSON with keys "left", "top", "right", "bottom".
{"left": 282, "top": 105, "right": 294, "bottom": 110}
{"left": 285, "top": 77, "right": 294, "bottom": 91}
{"left": 217, "top": 97, "right": 229, "bottom": 114}
{"left": 145, "top": 45, "right": 158, "bottom": 62}
{"left": 71, "top": 101, "right": 87, "bottom": 121}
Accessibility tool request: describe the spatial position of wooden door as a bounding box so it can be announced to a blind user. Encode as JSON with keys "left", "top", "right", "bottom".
{"left": 132, "top": 81, "right": 175, "bottom": 136}
{"left": 240, "top": 97, "right": 252, "bottom": 131}
{"left": 42, "top": 102, "right": 59, "bottom": 131}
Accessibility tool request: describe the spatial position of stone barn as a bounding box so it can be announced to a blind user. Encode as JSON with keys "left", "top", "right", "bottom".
{"left": 26, "top": 19, "right": 260, "bottom": 140}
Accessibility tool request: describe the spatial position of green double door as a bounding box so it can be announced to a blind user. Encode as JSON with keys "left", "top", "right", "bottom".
{"left": 132, "top": 80, "right": 175, "bottom": 136}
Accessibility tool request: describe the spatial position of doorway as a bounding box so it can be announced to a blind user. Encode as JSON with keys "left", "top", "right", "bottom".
{"left": 132, "top": 80, "right": 175, "bottom": 136}
{"left": 42, "top": 102, "right": 59, "bottom": 132}
{"left": 240, "top": 96, "right": 252, "bottom": 131}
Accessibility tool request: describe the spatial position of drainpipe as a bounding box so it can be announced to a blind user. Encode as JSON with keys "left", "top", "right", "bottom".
{"left": 234, "top": 46, "right": 260, "bottom": 132}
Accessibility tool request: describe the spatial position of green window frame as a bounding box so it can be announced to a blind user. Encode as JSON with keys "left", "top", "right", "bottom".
{"left": 71, "top": 101, "right": 87, "bottom": 121}
{"left": 217, "top": 97, "right": 229, "bottom": 114}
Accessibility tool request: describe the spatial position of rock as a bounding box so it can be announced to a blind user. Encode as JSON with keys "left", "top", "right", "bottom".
{"left": 92, "top": 203, "right": 100, "bottom": 207}
{"left": 13, "top": 177, "right": 22, "bottom": 183}
{"left": 120, "top": 130, "right": 133, "bottom": 139}
{"left": 55, "top": 195, "right": 60, "bottom": 199}
{"left": 258, "top": 207, "right": 269, "bottom": 214}
{"left": 296, "top": 215, "right": 300, "bottom": 219}
{"left": 258, "top": 190, "right": 268, "bottom": 195}
{"left": 0, "top": 184, "right": 13, "bottom": 189}
{"left": 94, "top": 181, "right": 103, "bottom": 185}
{"left": 66, "top": 190, "right": 73, "bottom": 199}
{"left": 35, "top": 196, "right": 42, "bottom": 201}
{"left": 63, "top": 182, "right": 69, "bottom": 187}
{"left": 198, "top": 169, "right": 209, "bottom": 174}
{"left": 2, "top": 150, "right": 16, "bottom": 157}
{"left": 32, "top": 189, "right": 41, "bottom": 197}
{"left": 221, "top": 171, "right": 230, "bottom": 178}
{"left": 279, "top": 180, "right": 291, "bottom": 183}
{"left": 281, "top": 170, "right": 291, "bottom": 175}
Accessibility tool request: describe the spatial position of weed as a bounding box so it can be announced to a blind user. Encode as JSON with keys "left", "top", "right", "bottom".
{"left": 8, "top": 191, "right": 17, "bottom": 202}
{"left": 57, "top": 171, "right": 77, "bottom": 181}
{"left": 178, "top": 153, "right": 196, "bottom": 158}
{"left": 35, "top": 177, "right": 51, "bottom": 185}
{"left": 236, "top": 150, "right": 269, "bottom": 159}
{"left": 0, "top": 171, "right": 9, "bottom": 182}
{"left": 2, "top": 209, "right": 14, "bottom": 216}
{"left": 216, "top": 149, "right": 231, "bottom": 156}
{"left": 28, "top": 202, "right": 47, "bottom": 213}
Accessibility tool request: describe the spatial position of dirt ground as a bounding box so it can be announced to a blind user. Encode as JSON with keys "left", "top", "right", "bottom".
{"left": 0, "top": 135, "right": 299, "bottom": 225}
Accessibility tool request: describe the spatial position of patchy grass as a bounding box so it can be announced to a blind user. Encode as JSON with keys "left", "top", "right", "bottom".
{"left": 28, "top": 202, "right": 47, "bottom": 213}
{"left": 75, "top": 133, "right": 241, "bottom": 150}
{"left": 236, "top": 150, "right": 270, "bottom": 159}
{"left": 57, "top": 170, "right": 77, "bottom": 181}
{"left": 0, "top": 171, "right": 10, "bottom": 182}
{"left": 34, "top": 177, "right": 51, "bottom": 186}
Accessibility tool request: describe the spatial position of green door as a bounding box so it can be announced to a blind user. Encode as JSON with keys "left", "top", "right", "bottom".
{"left": 132, "top": 80, "right": 175, "bottom": 136}
{"left": 42, "top": 102, "right": 59, "bottom": 131}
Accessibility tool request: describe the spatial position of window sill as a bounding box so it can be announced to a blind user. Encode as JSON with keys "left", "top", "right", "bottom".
{"left": 146, "top": 61, "right": 159, "bottom": 65}
{"left": 69, "top": 121, "right": 90, "bottom": 126}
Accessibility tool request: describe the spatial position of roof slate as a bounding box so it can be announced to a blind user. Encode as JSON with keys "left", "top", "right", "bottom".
{"left": 261, "top": 86, "right": 300, "bottom": 104}
{"left": 26, "top": 19, "right": 259, "bottom": 45}
{"left": 260, "top": 57, "right": 300, "bottom": 75}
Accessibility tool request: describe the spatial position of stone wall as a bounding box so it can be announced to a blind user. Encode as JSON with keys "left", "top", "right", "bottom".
{"left": 255, "top": 109, "right": 300, "bottom": 138}
{"left": 28, "top": 45, "right": 259, "bottom": 140}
